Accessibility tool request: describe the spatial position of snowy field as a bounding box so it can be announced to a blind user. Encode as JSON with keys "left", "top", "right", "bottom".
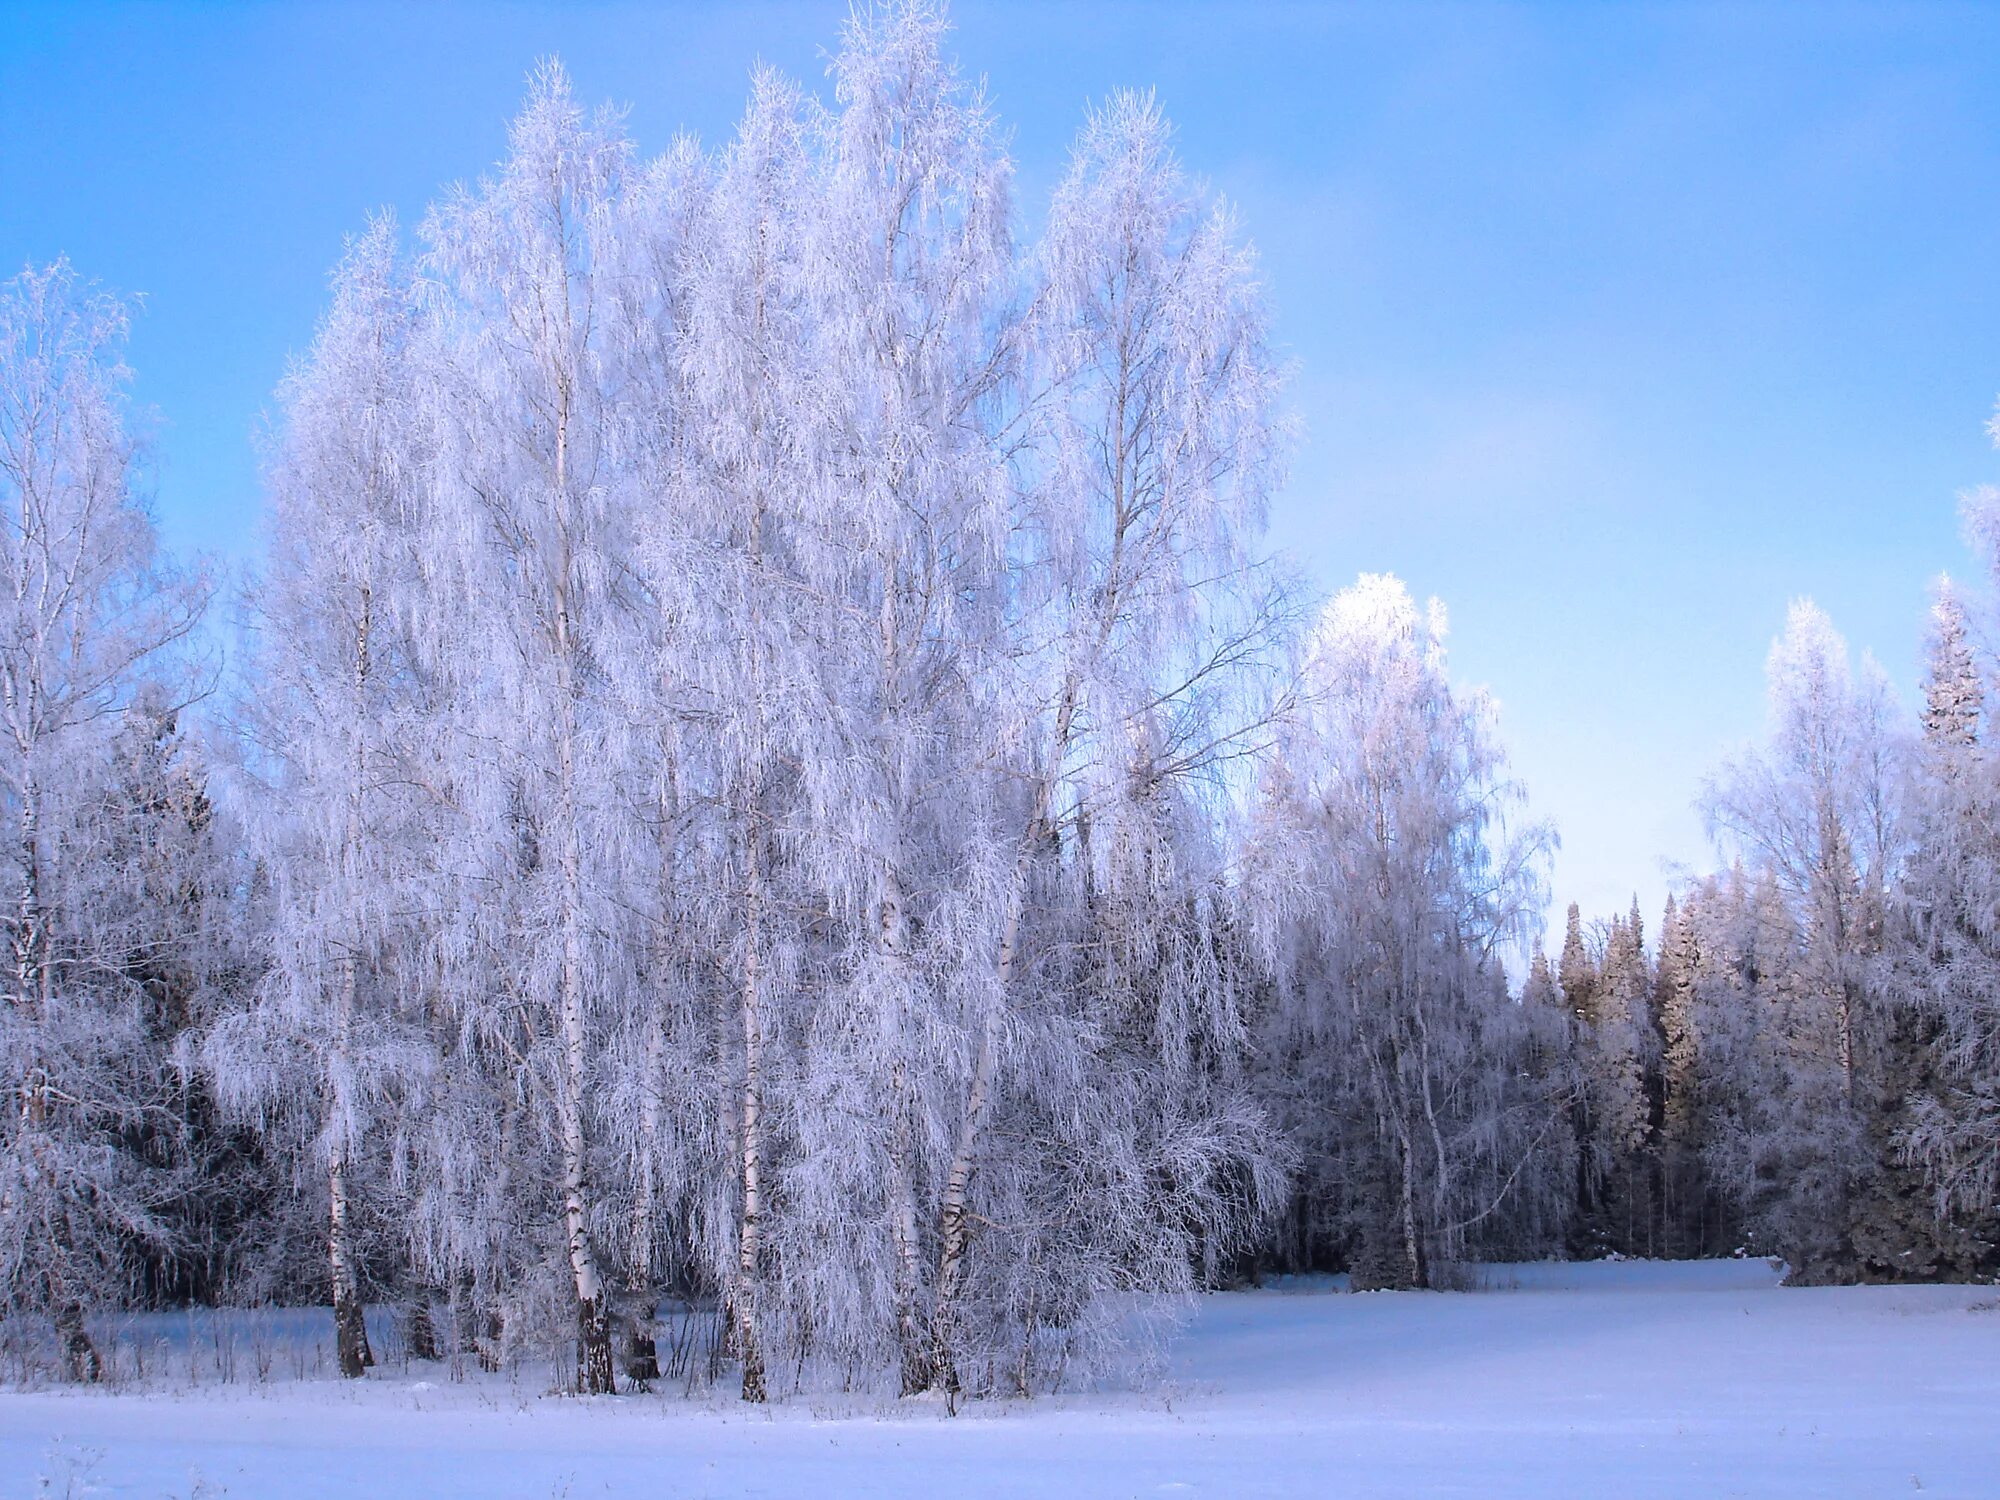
{"left": 3, "top": 1259, "right": 1995, "bottom": 1499}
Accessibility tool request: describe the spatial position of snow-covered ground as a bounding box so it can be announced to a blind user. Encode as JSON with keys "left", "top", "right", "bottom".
{"left": 3, "top": 1260, "right": 1994, "bottom": 1499}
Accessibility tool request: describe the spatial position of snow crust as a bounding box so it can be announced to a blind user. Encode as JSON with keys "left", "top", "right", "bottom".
{"left": 4, "top": 1259, "right": 1994, "bottom": 1499}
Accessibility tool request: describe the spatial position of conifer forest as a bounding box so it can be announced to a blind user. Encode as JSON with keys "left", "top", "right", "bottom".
{"left": 2, "top": 5, "right": 1997, "bottom": 1495}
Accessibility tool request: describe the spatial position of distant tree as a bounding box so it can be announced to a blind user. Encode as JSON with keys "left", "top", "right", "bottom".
{"left": 1578, "top": 903, "right": 1658, "bottom": 1254}
{"left": 1656, "top": 892, "right": 1721, "bottom": 1256}
{"left": 1558, "top": 905, "right": 1597, "bottom": 1030}
{"left": 1555, "top": 902, "right": 1599, "bottom": 1241}
{"left": 1700, "top": 601, "right": 1904, "bottom": 1279}
{"left": 1247, "top": 576, "right": 1559, "bottom": 1288}
{"left": 1919, "top": 579, "right": 1981, "bottom": 752}
{"left": 1880, "top": 565, "right": 2000, "bottom": 1275}
{"left": 106, "top": 691, "right": 264, "bottom": 1309}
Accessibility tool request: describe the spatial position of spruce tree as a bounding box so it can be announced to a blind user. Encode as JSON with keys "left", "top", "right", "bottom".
{"left": 1861, "top": 578, "right": 2000, "bottom": 1280}
{"left": 1556, "top": 903, "right": 1600, "bottom": 1247}
{"left": 1656, "top": 893, "right": 1714, "bottom": 1255}
{"left": 1585, "top": 907, "right": 1656, "bottom": 1254}
{"left": 1919, "top": 578, "right": 1980, "bottom": 754}
{"left": 1558, "top": 903, "right": 1597, "bottom": 1029}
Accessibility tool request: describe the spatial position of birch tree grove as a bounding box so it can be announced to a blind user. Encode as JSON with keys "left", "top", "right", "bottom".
{"left": 193, "top": 2, "right": 1304, "bottom": 1399}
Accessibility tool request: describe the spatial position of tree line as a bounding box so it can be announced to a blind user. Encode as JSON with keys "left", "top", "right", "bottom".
{"left": 1, "top": 1, "right": 1993, "bottom": 1404}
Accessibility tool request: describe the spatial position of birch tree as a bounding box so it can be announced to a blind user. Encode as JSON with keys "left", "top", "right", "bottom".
{"left": 206, "top": 220, "right": 439, "bottom": 1378}
{"left": 0, "top": 261, "right": 211, "bottom": 1379}
{"left": 788, "top": 1, "right": 1020, "bottom": 1398}
{"left": 901, "top": 78, "right": 1291, "bottom": 1396}
{"left": 419, "top": 65, "right": 646, "bottom": 1393}
{"left": 1245, "top": 576, "right": 1559, "bottom": 1287}
{"left": 648, "top": 68, "right": 839, "bottom": 1401}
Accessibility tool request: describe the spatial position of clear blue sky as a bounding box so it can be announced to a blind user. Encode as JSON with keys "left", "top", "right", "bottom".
{"left": 6, "top": 1, "right": 1999, "bottom": 948}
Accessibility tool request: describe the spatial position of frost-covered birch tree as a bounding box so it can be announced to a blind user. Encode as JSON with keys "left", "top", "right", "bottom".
{"left": 638, "top": 67, "right": 850, "bottom": 1402}
{"left": 896, "top": 78, "right": 1292, "bottom": 1396}
{"left": 418, "top": 65, "right": 649, "bottom": 1393}
{"left": 206, "top": 220, "right": 440, "bottom": 1378}
{"left": 788, "top": 1, "right": 1021, "bottom": 1399}
{"left": 1245, "top": 576, "right": 1560, "bottom": 1287}
{"left": 0, "top": 262, "right": 211, "bottom": 1379}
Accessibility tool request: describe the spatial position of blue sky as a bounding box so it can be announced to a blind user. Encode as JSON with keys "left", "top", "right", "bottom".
{"left": 6, "top": 1, "right": 1999, "bottom": 948}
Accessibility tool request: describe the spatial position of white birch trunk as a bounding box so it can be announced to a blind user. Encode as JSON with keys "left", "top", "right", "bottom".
{"left": 881, "top": 875, "right": 929, "bottom": 1395}
{"left": 330, "top": 586, "right": 374, "bottom": 1379}
{"left": 735, "top": 816, "right": 768, "bottom": 1403}
{"left": 551, "top": 352, "right": 614, "bottom": 1392}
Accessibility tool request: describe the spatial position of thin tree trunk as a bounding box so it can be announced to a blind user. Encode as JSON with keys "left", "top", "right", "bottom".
{"left": 480, "top": 1302, "right": 505, "bottom": 1375}
{"left": 1411, "top": 993, "right": 1454, "bottom": 1269}
{"left": 52, "top": 1294, "right": 99, "bottom": 1384}
{"left": 735, "top": 814, "right": 768, "bottom": 1404}
{"left": 729, "top": 448, "right": 776, "bottom": 1405}
{"left": 556, "top": 784, "right": 613, "bottom": 1392}
{"left": 928, "top": 671, "right": 1082, "bottom": 1396}
{"left": 478, "top": 1098, "right": 518, "bottom": 1375}
{"left": 890, "top": 1060, "right": 928, "bottom": 1397}
{"left": 930, "top": 984, "right": 1000, "bottom": 1396}
{"left": 878, "top": 872, "right": 930, "bottom": 1396}
{"left": 403, "top": 1296, "right": 441, "bottom": 1363}
{"left": 4, "top": 558, "right": 97, "bottom": 1388}
{"left": 870, "top": 563, "right": 932, "bottom": 1397}
{"left": 451, "top": 1268, "right": 483, "bottom": 1368}
{"left": 1396, "top": 1122, "right": 1427, "bottom": 1290}
{"left": 558, "top": 885, "right": 614, "bottom": 1394}
{"left": 330, "top": 586, "right": 375, "bottom": 1382}
{"left": 329, "top": 1149, "right": 373, "bottom": 1378}
{"left": 16, "top": 792, "right": 103, "bottom": 1383}
{"left": 625, "top": 992, "right": 666, "bottom": 1389}
{"left": 15, "top": 791, "right": 50, "bottom": 1126}
{"left": 544, "top": 264, "right": 615, "bottom": 1397}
